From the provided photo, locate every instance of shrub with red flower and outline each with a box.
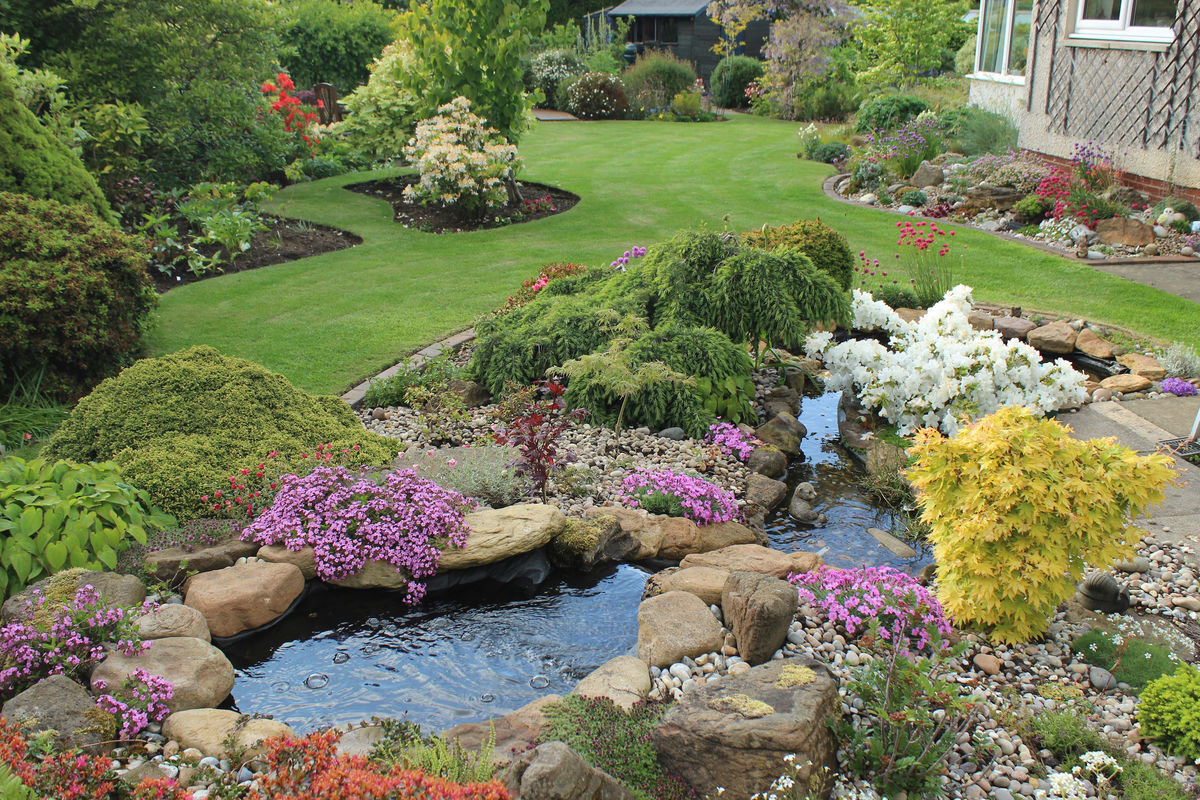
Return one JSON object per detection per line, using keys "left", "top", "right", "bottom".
{"left": 261, "top": 72, "right": 321, "bottom": 149}
{"left": 246, "top": 730, "right": 510, "bottom": 800}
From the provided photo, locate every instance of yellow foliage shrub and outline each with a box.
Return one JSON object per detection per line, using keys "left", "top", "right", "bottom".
{"left": 906, "top": 406, "right": 1176, "bottom": 644}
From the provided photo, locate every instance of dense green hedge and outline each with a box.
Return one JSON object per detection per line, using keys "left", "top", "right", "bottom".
{"left": 280, "top": 0, "right": 397, "bottom": 91}
{"left": 0, "top": 70, "right": 113, "bottom": 222}
{"left": 0, "top": 192, "right": 155, "bottom": 401}
{"left": 44, "top": 346, "right": 401, "bottom": 521}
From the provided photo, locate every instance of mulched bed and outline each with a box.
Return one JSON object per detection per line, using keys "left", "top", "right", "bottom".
{"left": 345, "top": 177, "right": 579, "bottom": 233}
{"left": 152, "top": 216, "right": 361, "bottom": 293}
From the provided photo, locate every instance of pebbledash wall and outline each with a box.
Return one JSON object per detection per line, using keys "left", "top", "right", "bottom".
{"left": 969, "top": 0, "right": 1200, "bottom": 202}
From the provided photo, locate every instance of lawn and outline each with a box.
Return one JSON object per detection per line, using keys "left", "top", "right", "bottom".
{"left": 147, "top": 113, "right": 1200, "bottom": 395}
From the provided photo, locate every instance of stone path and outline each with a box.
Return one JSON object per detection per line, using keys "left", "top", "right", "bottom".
{"left": 1084, "top": 259, "right": 1200, "bottom": 304}
{"left": 1062, "top": 397, "right": 1200, "bottom": 569}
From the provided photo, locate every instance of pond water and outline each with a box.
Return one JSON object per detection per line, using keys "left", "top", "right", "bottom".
{"left": 222, "top": 390, "right": 929, "bottom": 733}
{"left": 764, "top": 391, "right": 934, "bottom": 573}
{"left": 221, "top": 564, "right": 646, "bottom": 733}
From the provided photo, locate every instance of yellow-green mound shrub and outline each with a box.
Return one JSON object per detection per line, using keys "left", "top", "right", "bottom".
{"left": 44, "top": 346, "right": 401, "bottom": 522}
{"left": 907, "top": 406, "right": 1175, "bottom": 644}
{"left": 1139, "top": 664, "right": 1200, "bottom": 760}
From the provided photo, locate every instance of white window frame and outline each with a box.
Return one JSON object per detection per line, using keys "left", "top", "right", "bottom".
{"left": 972, "top": 0, "right": 1027, "bottom": 84}
{"left": 1070, "top": 0, "right": 1175, "bottom": 46}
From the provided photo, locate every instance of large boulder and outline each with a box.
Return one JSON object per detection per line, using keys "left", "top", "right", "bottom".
{"left": 755, "top": 413, "right": 807, "bottom": 455}
{"left": 144, "top": 539, "right": 261, "bottom": 584}
{"left": 992, "top": 317, "right": 1036, "bottom": 341}
{"left": 184, "top": 561, "right": 304, "bottom": 638}
{"left": 328, "top": 504, "right": 567, "bottom": 588}
{"left": 447, "top": 379, "right": 492, "bottom": 409}
{"left": 504, "top": 741, "right": 635, "bottom": 800}
{"left": 637, "top": 592, "right": 725, "bottom": 667}
{"left": 586, "top": 506, "right": 666, "bottom": 560}
{"left": 1116, "top": 353, "right": 1167, "bottom": 380}
{"left": 1027, "top": 321, "right": 1077, "bottom": 354}
{"left": 910, "top": 161, "right": 944, "bottom": 188}
{"left": 680, "top": 544, "right": 822, "bottom": 580}
{"left": 651, "top": 660, "right": 840, "bottom": 799}
{"left": 1095, "top": 216, "right": 1155, "bottom": 247}
{"left": 745, "top": 473, "right": 787, "bottom": 512}
{"left": 746, "top": 447, "right": 787, "bottom": 479}
{"left": 1, "top": 675, "right": 115, "bottom": 754}
{"left": 548, "top": 516, "right": 638, "bottom": 570}
{"left": 442, "top": 694, "right": 561, "bottom": 767}
{"left": 644, "top": 566, "right": 731, "bottom": 606}
{"left": 2, "top": 569, "right": 145, "bottom": 625}
{"left": 162, "top": 708, "right": 294, "bottom": 760}
{"left": 256, "top": 545, "right": 319, "bottom": 580}
{"left": 657, "top": 519, "right": 762, "bottom": 561}
{"left": 721, "top": 572, "right": 798, "bottom": 666}
{"left": 1074, "top": 328, "right": 1115, "bottom": 359}
{"left": 1100, "top": 373, "right": 1152, "bottom": 393}
{"left": 135, "top": 604, "right": 211, "bottom": 642}
{"left": 90, "top": 636, "right": 234, "bottom": 712}
{"left": 571, "top": 656, "right": 651, "bottom": 709}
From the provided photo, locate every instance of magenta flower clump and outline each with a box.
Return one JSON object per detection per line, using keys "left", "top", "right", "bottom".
{"left": 618, "top": 468, "right": 740, "bottom": 525}
{"left": 1160, "top": 377, "right": 1198, "bottom": 397}
{"left": 243, "top": 466, "right": 476, "bottom": 603}
{"left": 789, "top": 565, "right": 953, "bottom": 653}
{"left": 706, "top": 421, "right": 761, "bottom": 462}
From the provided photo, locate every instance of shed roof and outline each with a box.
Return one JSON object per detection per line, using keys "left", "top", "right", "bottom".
{"left": 607, "top": 0, "right": 708, "bottom": 17}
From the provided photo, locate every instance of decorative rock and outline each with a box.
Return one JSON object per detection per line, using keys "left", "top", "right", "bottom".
{"left": 895, "top": 307, "right": 925, "bottom": 324}
{"left": 1090, "top": 387, "right": 1113, "bottom": 402}
{"left": 721, "top": 572, "right": 798, "bottom": 666}
{"left": 447, "top": 379, "right": 492, "bottom": 409}
{"left": 859, "top": 193, "right": 877, "bottom": 205}
{"left": 1, "top": 675, "right": 114, "bottom": 754}
{"left": 371, "top": 407, "right": 387, "bottom": 420}
{"left": 442, "top": 694, "right": 561, "bottom": 767}
{"left": 504, "top": 741, "right": 635, "bottom": 800}
{"left": 91, "top": 636, "right": 234, "bottom": 712}
{"left": 162, "top": 709, "right": 295, "bottom": 760}
{"left": 336, "top": 725, "right": 386, "bottom": 757}
{"left": 1089, "top": 666, "right": 1118, "bottom": 691}
{"left": 966, "top": 184, "right": 1022, "bottom": 210}
{"left": 972, "top": 654, "right": 1002, "bottom": 676}
{"left": 1078, "top": 572, "right": 1130, "bottom": 614}
{"left": 967, "top": 311, "right": 994, "bottom": 331}
{"left": 680, "top": 545, "right": 822, "bottom": 580}
{"left": 992, "top": 317, "right": 1037, "bottom": 341}
{"left": 548, "top": 516, "right": 636, "bottom": 570}
{"left": 1116, "top": 353, "right": 1167, "bottom": 380}
{"left": 1074, "top": 328, "right": 1115, "bottom": 359}
{"left": 586, "top": 506, "right": 665, "bottom": 560}
{"left": 1100, "top": 374, "right": 1152, "bottom": 393}
{"left": 644, "top": 566, "right": 731, "bottom": 606}
{"left": 746, "top": 448, "right": 787, "bottom": 479}
{"left": 572, "top": 656, "right": 652, "bottom": 709}
{"left": 1182, "top": 245, "right": 1196, "bottom": 257}
{"left": 184, "top": 562, "right": 304, "bottom": 638}
{"left": 144, "top": 540, "right": 261, "bottom": 584}
{"left": 135, "top": 604, "right": 211, "bottom": 642}
{"left": 657, "top": 427, "right": 686, "bottom": 441}
{"left": 2, "top": 570, "right": 146, "bottom": 625}
{"left": 637, "top": 592, "right": 725, "bottom": 667}
{"left": 1094, "top": 216, "right": 1155, "bottom": 247}
{"left": 865, "top": 527, "right": 918, "bottom": 559}
{"left": 255, "top": 545, "right": 319, "bottom": 580}
{"left": 745, "top": 474, "right": 787, "bottom": 512}
{"left": 1114, "top": 557, "right": 1152, "bottom": 573}
{"left": 652, "top": 660, "right": 839, "bottom": 799}
{"left": 754, "top": 413, "right": 807, "bottom": 456}
{"left": 1027, "top": 321, "right": 1077, "bottom": 354}
{"left": 763, "top": 386, "right": 800, "bottom": 419}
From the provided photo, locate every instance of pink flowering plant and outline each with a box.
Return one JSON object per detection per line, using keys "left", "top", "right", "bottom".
{"left": 618, "top": 469, "right": 740, "bottom": 525}
{"left": 93, "top": 668, "right": 174, "bottom": 738}
{"left": 0, "top": 584, "right": 150, "bottom": 696}
{"left": 789, "top": 566, "right": 953, "bottom": 653}
{"left": 705, "top": 421, "right": 761, "bottom": 463}
{"left": 242, "top": 466, "right": 476, "bottom": 603}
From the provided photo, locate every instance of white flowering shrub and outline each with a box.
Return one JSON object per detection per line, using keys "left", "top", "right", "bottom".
{"left": 806, "top": 285, "right": 1087, "bottom": 435}
{"left": 402, "top": 96, "right": 523, "bottom": 213}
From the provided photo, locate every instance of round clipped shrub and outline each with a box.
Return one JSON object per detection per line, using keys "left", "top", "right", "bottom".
{"left": 808, "top": 141, "right": 851, "bottom": 165}
{"left": 43, "top": 346, "right": 401, "bottom": 522}
{"left": 530, "top": 49, "right": 586, "bottom": 107}
{"left": 741, "top": 218, "right": 856, "bottom": 290}
{"left": 622, "top": 50, "right": 696, "bottom": 101}
{"left": 709, "top": 55, "right": 763, "bottom": 109}
{"left": 1139, "top": 664, "right": 1200, "bottom": 760}
{"left": 566, "top": 72, "right": 628, "bottom": 120}
{"left": 0, "top": 70, "right": 113, "bottom": 223}
{"left": 0, "top": 192, "right": 156, "bottom": 401}
{"left": 854, "top": 95, "right": 929, "bottom": 134}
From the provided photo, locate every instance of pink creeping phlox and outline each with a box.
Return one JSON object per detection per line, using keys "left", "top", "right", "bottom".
{"left": 242, "top": 466, "right": 476, "bottom": 604}
{"left": 705, "top": 421, "right": 761, "bottom": 463}
{"left": 618, "top": 469, "right": 740, "bottom": 525}
{"left": 94, "top": 668, "right": 175, "bottom": 738}
{"left": 789, "top": 566, "right": 953, "bottom": 653}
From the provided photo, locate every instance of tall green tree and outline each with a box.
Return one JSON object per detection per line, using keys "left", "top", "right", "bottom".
{"left": 394, "top": 0, "right": 549, "bottom": 143}
{"left": 850, "top": 0, "right": 968, "bottom": 86}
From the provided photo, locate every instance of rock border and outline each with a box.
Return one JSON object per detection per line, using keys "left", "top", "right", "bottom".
{"left": 340, "top": 327, "right": 476, "bottom": 409}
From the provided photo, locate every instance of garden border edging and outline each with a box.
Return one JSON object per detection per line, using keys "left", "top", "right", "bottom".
{"left": 340, "top": 328, "right": 476, "bottom": 408}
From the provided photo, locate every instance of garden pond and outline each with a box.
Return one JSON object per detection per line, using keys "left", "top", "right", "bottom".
{"left": 219, "top": 390, "right": 931, "bottom": 733}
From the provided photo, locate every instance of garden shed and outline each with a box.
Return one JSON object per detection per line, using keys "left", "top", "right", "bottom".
{"left": 604, "top": 0, "right": 768, "bottom": 79}
{"left": 969, "top": 0, "right": 1200, "bottom": 199}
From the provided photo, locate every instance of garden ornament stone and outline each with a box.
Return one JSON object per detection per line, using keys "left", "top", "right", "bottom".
{"left": 1078, "top": 571, "right": 1130, "bottom": 614}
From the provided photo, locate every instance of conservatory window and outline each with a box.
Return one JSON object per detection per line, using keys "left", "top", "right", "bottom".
{"left": 1073, "top": 0, "right": 1175, "bottom": 43}
{"left": 975, "top": 0, "right": 1032, "bottom": 80}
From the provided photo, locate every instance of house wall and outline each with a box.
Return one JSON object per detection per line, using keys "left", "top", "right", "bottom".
{"left": 1017, "top": 0, "right": 1200, "bottom": 192}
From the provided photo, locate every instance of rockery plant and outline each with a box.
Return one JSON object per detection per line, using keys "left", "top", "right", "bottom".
{"left": 494, "top": 380, "right": 587, "bottom": 502}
